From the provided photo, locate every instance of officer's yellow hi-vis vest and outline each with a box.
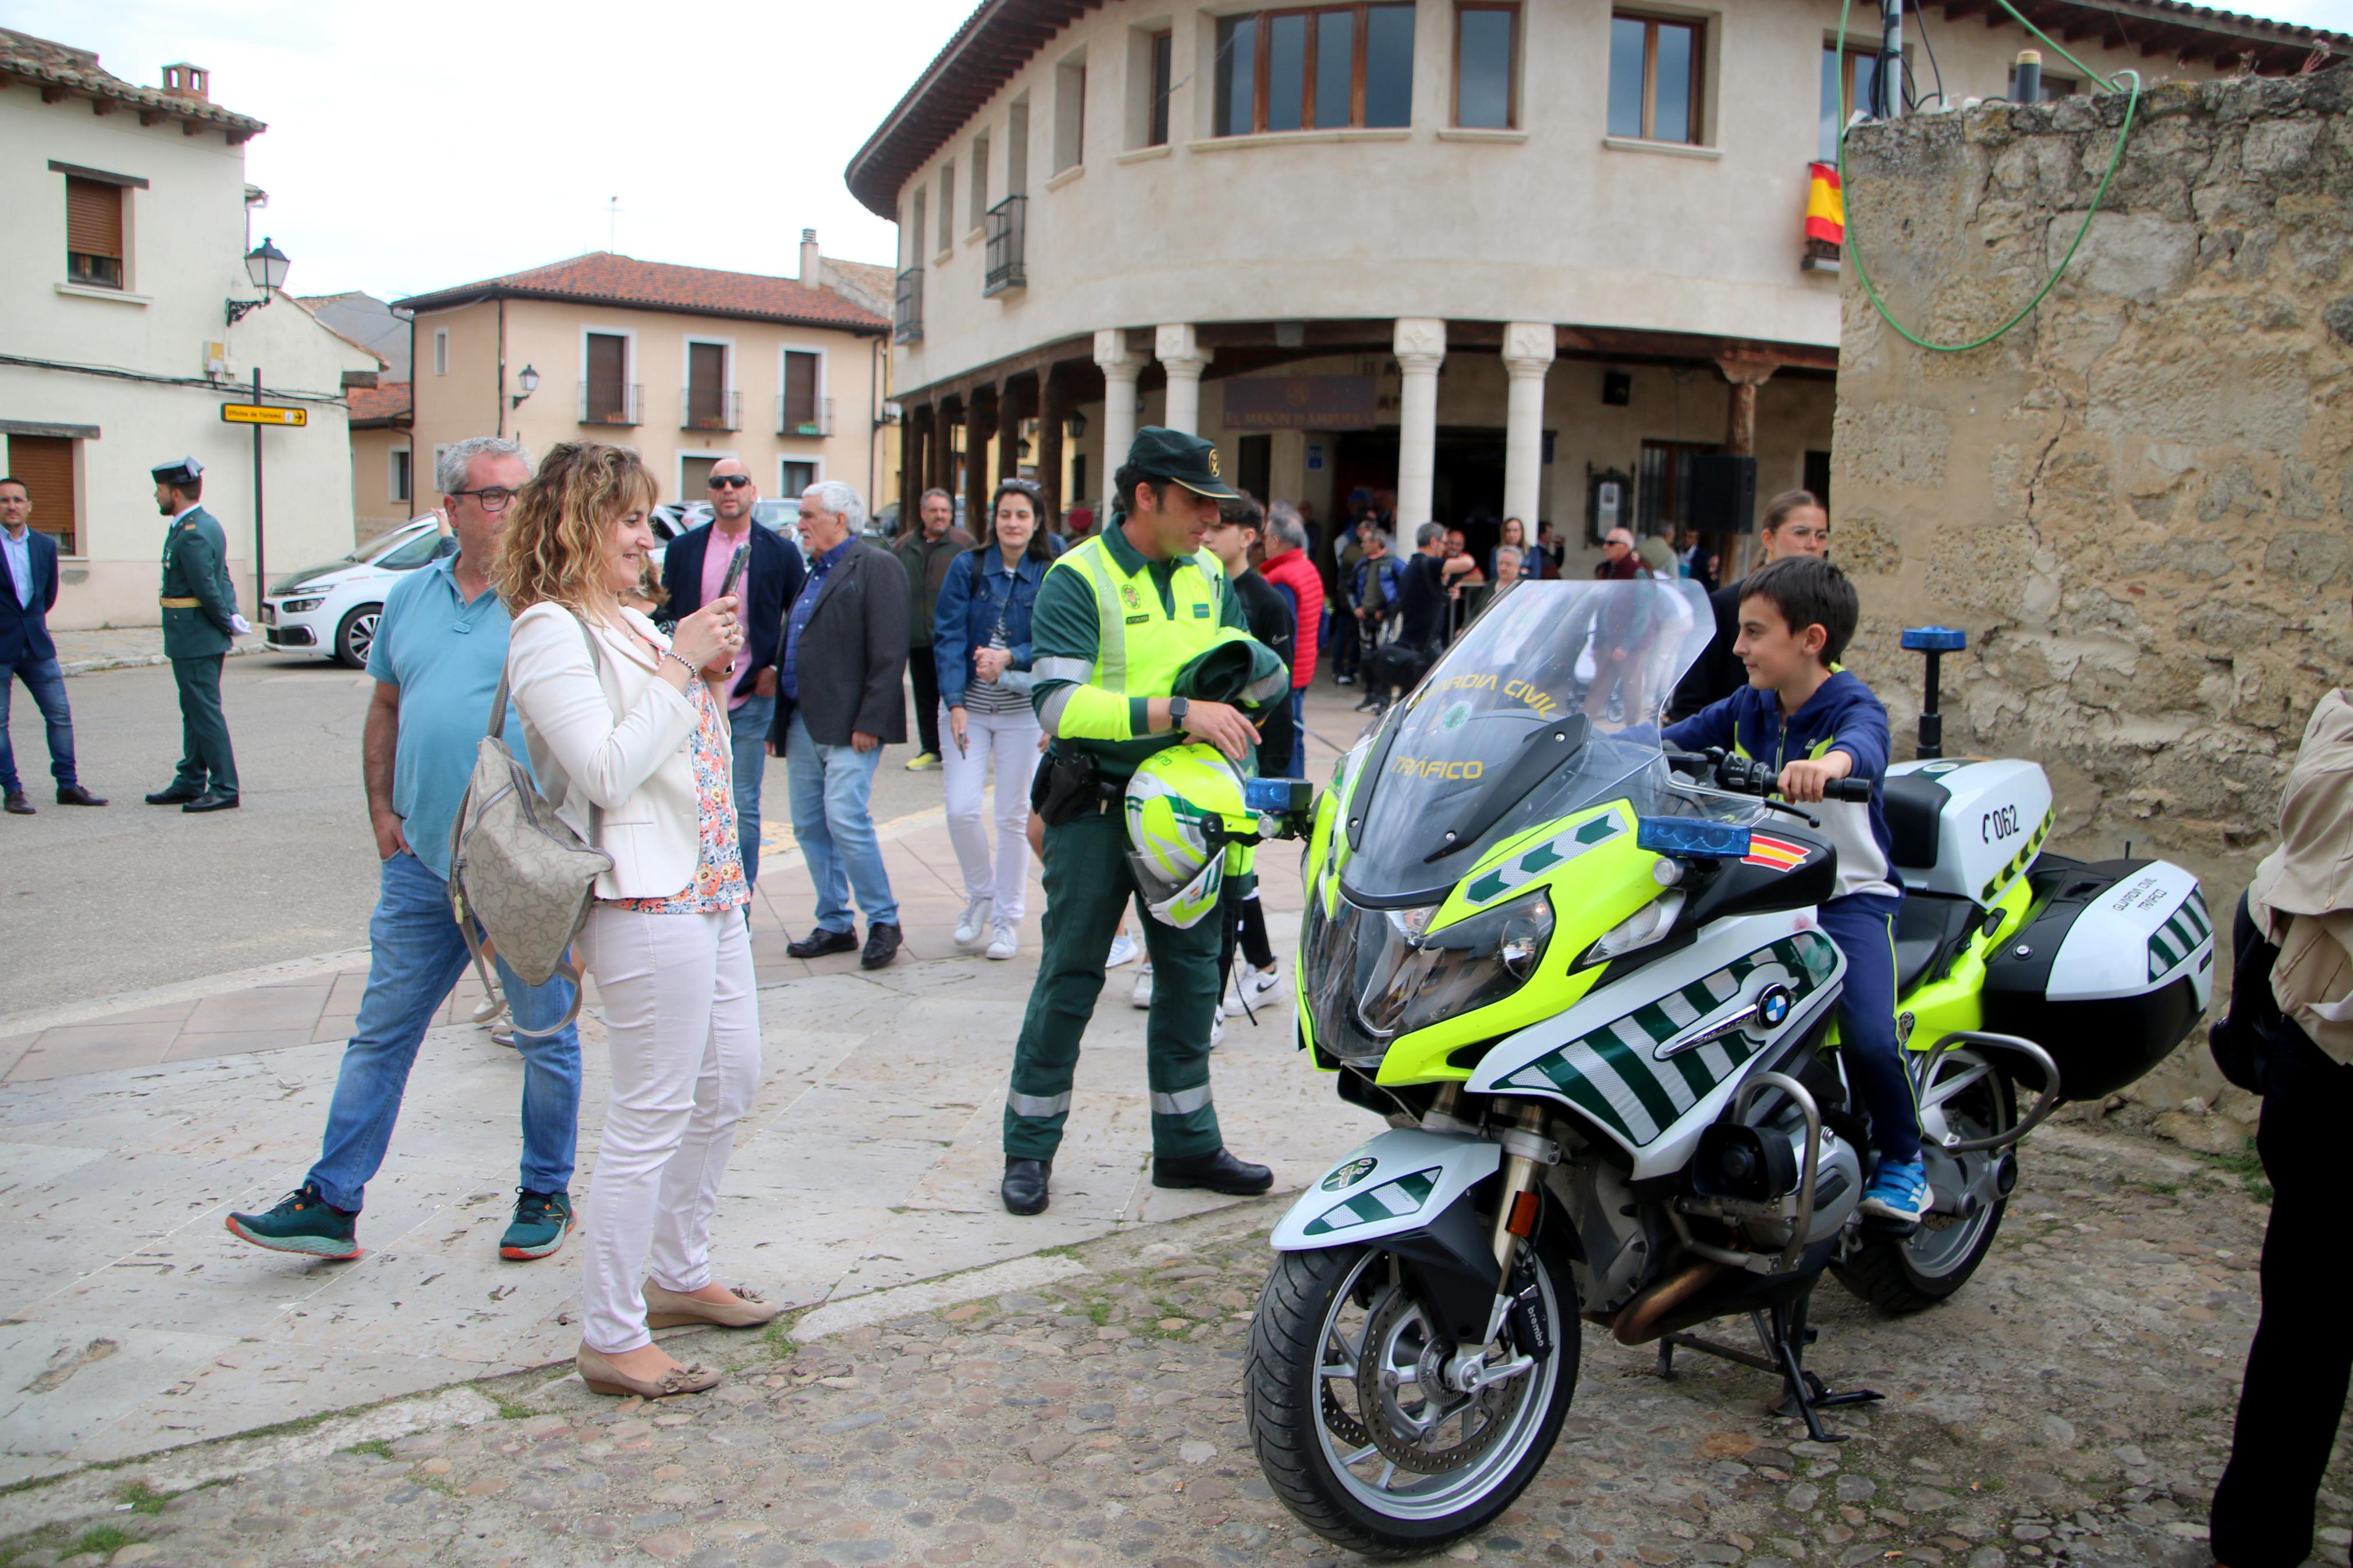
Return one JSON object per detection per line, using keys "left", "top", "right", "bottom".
{"left": 1035, "top": 535, "right": 1252, "bottom": 742}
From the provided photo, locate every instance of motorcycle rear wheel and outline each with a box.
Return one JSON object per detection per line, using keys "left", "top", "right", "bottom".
{"left": 1834, "top": 1055, "right": 2018, "bottom": 1313}
{"left": 1245, "top": 1233, "right": 1580, "bottom": 1558}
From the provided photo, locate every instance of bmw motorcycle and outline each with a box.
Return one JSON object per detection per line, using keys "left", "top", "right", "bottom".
{"left": 1243, "top": 579, "right": 2213, "bottom": 1557}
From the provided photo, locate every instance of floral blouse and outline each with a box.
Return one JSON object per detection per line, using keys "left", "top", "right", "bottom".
{"left": 602, "top": 671, "right": 750, "bottom": 915}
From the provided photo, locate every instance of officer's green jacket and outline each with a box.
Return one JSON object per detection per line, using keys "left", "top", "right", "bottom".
{"left": 1028, "top": 520, "right": 1285, "bottom": 783}
{"left": 161, "top": 507, "right": 238, "bottom": 659}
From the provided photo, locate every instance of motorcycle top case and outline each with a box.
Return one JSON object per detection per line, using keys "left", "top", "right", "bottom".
{"left": 1271, "top": 1128, "right": 1500, "bottom": 1252}
{"left": 1982, "top": 856, "right": 2216, "bottom": 1102}
{"left": 1883, "top": 758, "right": 2054, "bottom": 905}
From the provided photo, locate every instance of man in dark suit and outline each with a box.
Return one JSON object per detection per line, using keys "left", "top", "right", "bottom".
{"left": 768, "top": 481, "right": 910, "bottom": 969}
{"left": 659, "top": 458, "right": 806, "bottom": 888}
{"left": 0, "top": 476, "right": 105, "bottom": 814}
{"left": 143, "top": 456, "right": 244, "bottom": 812}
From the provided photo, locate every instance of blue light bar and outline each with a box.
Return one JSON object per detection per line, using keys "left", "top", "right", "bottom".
{"left": 1901, "top": 625, "right": 1968, "bottom": 652}
{"left": 1637, "top": 817, "right": 1755, "bottom": 860}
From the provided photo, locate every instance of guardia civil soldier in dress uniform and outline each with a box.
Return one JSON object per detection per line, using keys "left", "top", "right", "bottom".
{"left": 143, "top": 457, "right": 243, "bottom": 812}
{"left": 999, "top": 428, "right": 1284, "bottom": 1216}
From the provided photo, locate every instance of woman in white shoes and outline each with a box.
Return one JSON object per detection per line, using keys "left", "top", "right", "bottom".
{"left": 934, "top": 479, "right": 1052, "bottom": 962}
{"left": 498, "top": 443, "right": 778, "bottom": 1400}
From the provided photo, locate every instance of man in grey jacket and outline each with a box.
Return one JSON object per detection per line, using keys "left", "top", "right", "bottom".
{"left": 769, "top": 482, "right": 911, "bottom": 969}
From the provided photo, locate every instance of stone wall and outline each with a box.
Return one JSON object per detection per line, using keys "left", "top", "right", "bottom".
{"left": 1831, "top": 68, "right": 2352, "bottom": 1107}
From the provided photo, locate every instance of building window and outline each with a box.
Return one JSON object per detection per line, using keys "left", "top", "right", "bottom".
{"left": 970, "top": 132, "right": 991, "bottom": 228}
{"left": 1149, "top": 32, "right": 1174, "bottom": 145}
{"left": 583, "top": 332, "right": 638, "bottom": 425}
{"left": 1056, "top": 54, "right": 1088, "bottom": 170}
{"left": 391, "top": 446, "right": 412, "bottom": 505}
{"left": 938, "top": 162, "right": 956, "bottom": 253}
{"left": 433, "top": 328, "right": 449, "bottom": 376}
{"left": 781, "top": 460, "right": 817, "bottom": 497}
{"left": 8, "top": 435, "right": 78, "bottom": 555}
{"left": 1819, "top": 43, "right": 1880, "bottom": 160}
{"left": 1607, "top": 12, "right": 1703, "bottom": 144}
{"left": 63, "top": 176, "right": 125, "bottom": 289}
{"left": 1637, "top": 438, "right": 1720, "bottom": 535}
{"left": 1454, "top": 2, "right": 1518, "bottom": 129}
{"left": 685, "top": 342, "right": 733, "bottom": 431}
{"left": 782, "top": 350, "right": 825, "bottom": 435}
{"left": 1216, "top": 4, "right": 1415, "bottom": 138}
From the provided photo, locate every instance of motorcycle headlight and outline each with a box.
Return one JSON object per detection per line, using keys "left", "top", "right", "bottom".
{"left": 1575, "top": 888, "right": 1685, "bottom": 971}
{"left": 1355, "top": 890, "right": 1554, "bottom": 1040}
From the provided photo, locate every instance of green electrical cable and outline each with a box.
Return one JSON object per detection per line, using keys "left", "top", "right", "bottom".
{"left": 1835, "top": 0, "right": 2142, "bottom": 353}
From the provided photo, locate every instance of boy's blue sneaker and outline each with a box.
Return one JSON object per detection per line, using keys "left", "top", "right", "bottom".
{"left": 1860, "top": 1158, "right": 1930, "bottom": 1225}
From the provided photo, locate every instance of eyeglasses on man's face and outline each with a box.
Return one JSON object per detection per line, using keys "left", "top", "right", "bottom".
{"left": 450, "top": 486, "right": 520, "bottom": 513}
{"left": 709, "top": 474, "right": 753, "bottom": 490}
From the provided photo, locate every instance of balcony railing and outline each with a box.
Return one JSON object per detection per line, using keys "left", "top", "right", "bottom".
{"left": 682, "top": 387, "right": 741, "bottom": 432}
{"left": 895, "top": 267, "right": 924, "bottom": 343}
{"left": 984, "top": 196, "right": 1027, "bottom": 297}
{"left": 579, "top": 381, "right": 643, "bottom": 426}
{"left": 778, "top": 396, "right": 836, "bottom": 438}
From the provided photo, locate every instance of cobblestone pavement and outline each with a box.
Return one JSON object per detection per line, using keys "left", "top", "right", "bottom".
{"left": 5, "top": 1114, "right": 2343, "bottom": 1568}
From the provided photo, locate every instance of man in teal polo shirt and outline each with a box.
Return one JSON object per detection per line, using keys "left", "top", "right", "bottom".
{"left": 226, "top": 438, "right": 583, "bottom": 1263}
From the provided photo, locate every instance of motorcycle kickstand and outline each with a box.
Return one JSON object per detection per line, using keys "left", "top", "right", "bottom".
{"left": 1756, "top": 1290, "right": 1883, "bottom": 1445}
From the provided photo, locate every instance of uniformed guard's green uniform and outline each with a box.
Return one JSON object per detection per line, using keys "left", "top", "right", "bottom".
{"left": 1005, "top": 482, "right": 1265, "bottom": 1165}
{"left": 158, "top": 484, "right": 240, "bottom": 801}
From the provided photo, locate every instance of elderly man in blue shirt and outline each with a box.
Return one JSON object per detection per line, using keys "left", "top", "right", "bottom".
{"left": 225, "top": 437, "right": 583, "bottom": 1263}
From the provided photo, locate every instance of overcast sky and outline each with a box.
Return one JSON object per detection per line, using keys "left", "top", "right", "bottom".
{"left": 12, "top": 0, "right": 2352, "bottom": 307}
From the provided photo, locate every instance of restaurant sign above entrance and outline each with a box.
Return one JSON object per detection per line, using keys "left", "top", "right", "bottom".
{"left": 1221, "top": 375, "right": 1378, "bottom": 432}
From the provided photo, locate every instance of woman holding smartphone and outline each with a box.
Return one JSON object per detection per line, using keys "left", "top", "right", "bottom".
{"left": 934, "top": 478, "right": 1052, "bottom": 960}
{"left": 498, "top": 442, "right": 775, "bottom": 1400}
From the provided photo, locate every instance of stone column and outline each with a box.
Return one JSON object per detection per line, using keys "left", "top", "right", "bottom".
{"left": 1501, "top": 322, "right": 1556, "bottom": 534}
{"left": 998, "top": 375, "right": 1030, "bottom": 484}
{"left": 1155, "top": 323, "right": 1214, "bottom": 437}
{"left": 964, "top": 385, "right": 998, "bottom": 533}
{"left": 1037, "top": 365, "right": 1067, "bottom": 527}
{"left": 1094, "top": 329, "right": 1149, "bottom": 516}
{"left": 1393, "top": 318, "right": 1447, "bottom": 533}
{"left": 899, "top": 404, "right": 925, "bottom": 521}
{"left": 1716, "top": 355, "right": 1777, "bottom": 571}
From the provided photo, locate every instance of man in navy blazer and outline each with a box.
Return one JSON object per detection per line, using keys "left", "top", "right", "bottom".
{"left": 658, "top": 458, "right": 805, "bottom": 886}
{"left": 0, "top": 476, "right": 105, "bottom": 815}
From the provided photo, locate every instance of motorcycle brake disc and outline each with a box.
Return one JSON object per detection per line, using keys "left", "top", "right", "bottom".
{"left": 1357, "top": 1290, "right": 1517, "bottom": 1475}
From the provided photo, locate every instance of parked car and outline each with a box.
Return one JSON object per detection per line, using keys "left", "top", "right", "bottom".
{"left": 261, "top": 516, "right": 452, "bottom": 669}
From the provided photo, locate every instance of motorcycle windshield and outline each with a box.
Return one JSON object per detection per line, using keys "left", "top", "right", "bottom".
{"left": 1341, "top": 578, "right": 1716, "bottom": 903}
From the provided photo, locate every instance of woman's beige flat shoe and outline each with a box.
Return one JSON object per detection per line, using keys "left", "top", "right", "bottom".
{"left": 576, "top": 1342, "right": 720, "bottom": 1399}
{"left": 643, "top": 1280, "right": 779, "bottom": 1329}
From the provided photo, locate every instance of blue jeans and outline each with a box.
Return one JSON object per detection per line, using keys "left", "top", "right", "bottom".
{"left": 785, "top": 710, "right": 897, "bottom": 933}
{"left": 729, "top": 691, "right": 775, "bottom": 887}
{"left": 307, "top": 850, "right": 583, "bottom": 1212}
{"left": 1819, "top": 891, "right": 1921, "bottom": 1165}
{"left": 1287, "top": 688, "right": 1308, "bottom": 779}
{"left": 0, "top": 655, "right": 77, "bottom": 792}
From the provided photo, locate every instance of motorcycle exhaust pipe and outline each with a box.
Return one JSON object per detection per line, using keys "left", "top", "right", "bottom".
{"left": 1609, "top": 1257, "right": 1726, "bottom": 1347}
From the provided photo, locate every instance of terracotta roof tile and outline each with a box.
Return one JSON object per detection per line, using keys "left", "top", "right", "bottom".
{"left": 0, "top": 27, "right": 265, "bottom": 135}
{"left": 395, "top": 252, "right": 889, "bottom": 333}
{"left": 348, "top": 382, "right": 412, "bottom": 426}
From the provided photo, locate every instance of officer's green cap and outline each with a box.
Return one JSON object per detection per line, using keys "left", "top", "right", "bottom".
{"left": 1124, "top": 426, "right": 1241, "bottom": 501}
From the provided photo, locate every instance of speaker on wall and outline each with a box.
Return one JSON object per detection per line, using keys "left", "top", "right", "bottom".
{"left": 1686, "top": 454, "right": 1758, "bottom": 534}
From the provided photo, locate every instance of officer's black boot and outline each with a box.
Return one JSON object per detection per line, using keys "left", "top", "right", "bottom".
{"left": 1002, "top": 1157, "right": 1052, "bottom": 1216}
{"left": 1153, "top": 1147, "right": 1273, "bottom": 1196}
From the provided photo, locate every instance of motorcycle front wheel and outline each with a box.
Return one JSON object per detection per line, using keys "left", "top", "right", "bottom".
{"left": 1245, "top": 1233, "right": 1580, "bottom": 1558}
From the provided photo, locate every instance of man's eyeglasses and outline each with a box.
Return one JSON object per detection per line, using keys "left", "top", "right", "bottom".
{"left": 450, "top": 486, "right": 520, "bottom": 513}
{"left": 709, "top": 475, "right": 753, "bottom": 490}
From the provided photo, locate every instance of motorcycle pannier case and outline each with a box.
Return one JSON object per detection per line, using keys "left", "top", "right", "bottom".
{"left": 1979, "top": 856, "right": 2215, "bottom": 1102}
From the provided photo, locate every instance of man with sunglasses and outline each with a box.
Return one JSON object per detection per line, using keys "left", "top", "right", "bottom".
{"left": 660, "top": 459, "right": 805, "bottom": 887}
{"left": 226, "top": 437, "right": 585, "bottom": 1265}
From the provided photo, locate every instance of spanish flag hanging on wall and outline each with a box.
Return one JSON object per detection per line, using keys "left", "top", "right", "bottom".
{"left": 1805, "top": 162, "right": 1846, "bottom": 247}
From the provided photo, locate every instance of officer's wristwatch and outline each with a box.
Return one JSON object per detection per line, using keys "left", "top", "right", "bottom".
{"left": 1167, "top": 696, "right": 1190, "bottom": 734}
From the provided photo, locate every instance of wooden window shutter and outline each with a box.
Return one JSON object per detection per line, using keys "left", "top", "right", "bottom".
{"left": 65, "top": 178, "right": 123, "bottom": 259}
{"left": 10, "top": 436, "right": 79, "bottom": 556}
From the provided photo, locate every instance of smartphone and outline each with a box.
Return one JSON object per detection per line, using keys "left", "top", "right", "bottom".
{"left": 717, "top": 543, "right": 750, "bottom": 601}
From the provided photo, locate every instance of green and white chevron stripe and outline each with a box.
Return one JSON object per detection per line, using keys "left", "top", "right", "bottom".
{"left": 1303, "top": 1167, "right": 1442, "bottom": 1237}
{"left": 2146, "top": 888, "right": 2213, "bottom": 983}
{"left": 1495, "top": 931, "right": 1839, "bottom": 1147}
{"left": 1978, "top": 809, "right": 2054, "bottom": 905}
{"left": 1463, "top": 806, "right": 1631, "bottom": 908}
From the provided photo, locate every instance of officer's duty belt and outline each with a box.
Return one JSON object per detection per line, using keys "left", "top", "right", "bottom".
{"left": 159, "top": 596, "right": 202, "bottom": 607}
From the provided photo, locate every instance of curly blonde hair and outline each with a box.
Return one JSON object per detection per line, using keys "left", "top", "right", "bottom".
{"left": 493, "top": 442, "right": 659, "bottom": 613}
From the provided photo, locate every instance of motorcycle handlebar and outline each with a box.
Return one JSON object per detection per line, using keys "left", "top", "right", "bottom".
{"left": 1823, "top": 777, "right": 1875, "bottom": 803}
{"left": 1684, "top": 751, "right": 1875, "bottom": 805}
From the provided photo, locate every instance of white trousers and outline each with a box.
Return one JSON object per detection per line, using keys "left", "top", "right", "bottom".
{"left": 940, "top": 701, "right": 1042, "bottom": 925}
{"left": 576, "top": 904, "right": 761, "bottom": 1354}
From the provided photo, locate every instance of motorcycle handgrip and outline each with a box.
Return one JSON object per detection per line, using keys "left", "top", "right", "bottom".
{"left": 1824, "top": 778, "right": 1874, "bottom": 803}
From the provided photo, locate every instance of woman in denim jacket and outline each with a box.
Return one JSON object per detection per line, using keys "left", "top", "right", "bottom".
{"left": 934, "top": 478, "right": 1053, "bottom": 959}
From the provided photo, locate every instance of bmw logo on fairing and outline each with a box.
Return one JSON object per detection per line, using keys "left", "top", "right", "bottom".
{"left": 1321, "top": 1157, "right": 1378, "bottom": 1192}
{"left": 1755, "top": 984, "right": 1794, "bottom": 1029}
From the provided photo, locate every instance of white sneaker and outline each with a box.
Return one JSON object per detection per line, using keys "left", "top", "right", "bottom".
{"left": 986, "top": 920, "right": 1018, "bottom": 961}
{"left": 1106, "top": 930, "right": 1139, "bottom": 969}
{"left": 1131, "top": 963, "right": 1154, "bottom": 1009}
{"left": 471, "top": 989, "right": 506, "bottom": 1025}
{"left": 1224, "top": 957, "right": 1284, "bottom": 1016}
{"left": 954, "top": 896, "right": 992, "bottom": 953}
{"left": 1209, "top": 1018, "right": 1225, "bottom": 1050}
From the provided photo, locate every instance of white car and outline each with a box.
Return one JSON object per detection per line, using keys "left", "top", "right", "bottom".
{"left": 261, "top": 515, "right": 452, "bottom": 668}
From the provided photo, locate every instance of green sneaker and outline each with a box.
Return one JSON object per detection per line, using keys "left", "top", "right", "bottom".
{"left": 225, "top": 1183, "right": 360, "bottom": 1260}
{"left": 499, "top": 1190, "right": 574, "bottom": 1260}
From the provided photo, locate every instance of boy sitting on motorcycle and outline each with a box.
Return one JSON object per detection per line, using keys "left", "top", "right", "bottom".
{"left": 1660, "top": 556, "right": 1929, "bottom": 1225}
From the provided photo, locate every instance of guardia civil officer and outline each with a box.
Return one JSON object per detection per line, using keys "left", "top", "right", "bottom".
{"left": 143, "top": 457, "right": 244, "bottom": 812}
{"left": 999, "top": 428, "right": 1277, "bottom": 1215}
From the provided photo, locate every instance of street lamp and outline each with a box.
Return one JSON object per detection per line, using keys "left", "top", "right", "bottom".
{"left": 1064, "top": 407, "right": 1087, "bottom": 440}
{"left": 225, "top": 236, "right": 290, "bottom": 326}
{"left": 510, "top": 363, "right": 540, "bottom": 410}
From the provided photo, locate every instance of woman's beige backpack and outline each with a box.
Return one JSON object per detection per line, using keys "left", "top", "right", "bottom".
{"left": 447, "top": 613, "right": 615, "bottom": 1036}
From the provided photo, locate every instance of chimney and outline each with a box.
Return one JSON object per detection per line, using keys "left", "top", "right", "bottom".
{"left": 800, "top": 228, "right": 822, "bottom": 287}
{"left": 161, "top": 62, "right": 209, "bottom": 101}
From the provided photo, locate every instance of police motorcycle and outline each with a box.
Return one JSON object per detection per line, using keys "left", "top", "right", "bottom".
{"left": 1241, "top": 578, "right": 2215, "bottom": 1558}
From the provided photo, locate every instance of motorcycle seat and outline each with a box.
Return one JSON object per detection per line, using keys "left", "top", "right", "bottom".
{"left": 1894, "top": 891, "right": 1983, "bottom": 995}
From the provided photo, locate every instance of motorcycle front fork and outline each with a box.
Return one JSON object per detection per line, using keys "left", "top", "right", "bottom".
{"left": 1481, "top": 1101, "right": 1560, "bottom": 1349}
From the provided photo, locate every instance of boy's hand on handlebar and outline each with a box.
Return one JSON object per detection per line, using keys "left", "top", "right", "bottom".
{"left": 1777, "top": 751, "right": 1852, "bottom": 804}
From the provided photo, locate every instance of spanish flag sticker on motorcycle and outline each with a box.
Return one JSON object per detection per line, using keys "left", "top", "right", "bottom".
{"left": 1742, "top": 834, "right": 1809, "bottom": 872}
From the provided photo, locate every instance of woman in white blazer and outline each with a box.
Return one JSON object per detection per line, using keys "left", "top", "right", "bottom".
{"left": 497, "top": 442, "right": 776, "bottom": 1400}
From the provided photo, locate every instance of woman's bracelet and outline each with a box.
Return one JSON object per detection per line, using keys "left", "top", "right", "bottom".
{"left": 661, "top": 649, "right": 699, "bottom": 680}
